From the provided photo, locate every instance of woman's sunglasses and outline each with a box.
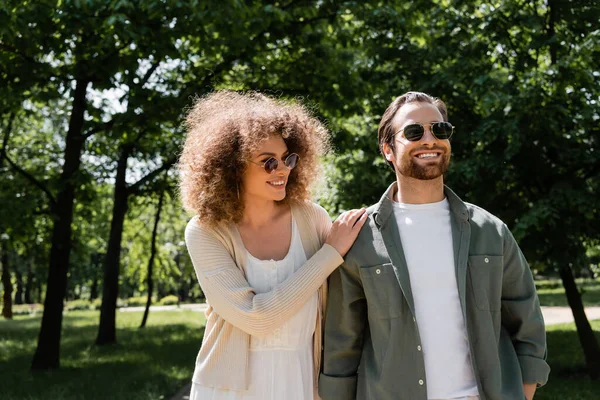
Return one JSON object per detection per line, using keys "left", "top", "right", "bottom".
{"left": 395, "top": 122, "right": 455, "bottom": 141}
{"left": 249, "top": 153, "right": 299, "bottom": 174}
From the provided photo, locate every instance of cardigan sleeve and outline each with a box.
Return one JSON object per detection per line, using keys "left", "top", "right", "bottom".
{"left": 310, "top": 202, "right": 334, "bottom": 245}
{"left": 185, "top": 215, "right": 343, "bottom": 337}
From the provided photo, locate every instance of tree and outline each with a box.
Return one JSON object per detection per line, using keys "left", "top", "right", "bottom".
{"left": 140, "top": 184, "right": 167, "bottom": 329}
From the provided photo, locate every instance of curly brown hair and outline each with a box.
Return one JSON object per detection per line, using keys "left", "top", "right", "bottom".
{"left": 178, "top": 90, "right": 331, "bottom": 226}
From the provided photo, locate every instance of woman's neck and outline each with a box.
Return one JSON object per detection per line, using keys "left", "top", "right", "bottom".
{"left": 239, "top": 196, "right": 286, "bottom": 229}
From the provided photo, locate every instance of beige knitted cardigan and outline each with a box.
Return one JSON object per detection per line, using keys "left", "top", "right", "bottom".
{"left": 185, "top": 201, "right": 343, "bottom": 393}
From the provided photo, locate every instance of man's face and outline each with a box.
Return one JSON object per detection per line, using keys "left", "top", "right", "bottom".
{"left": 383, "top": 102, "right": 451, "bottom": 180}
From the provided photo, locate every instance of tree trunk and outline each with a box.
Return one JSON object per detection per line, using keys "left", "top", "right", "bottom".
{"left": 1, "top": 244, "right": 13, "bottom": 319}
{"left": 89, "top": 252, "right": 102, "bottom": 301}
{"left": 96, "top": 146, "right": 132, "bottom": 345}
{"left": 25, "top": 266, "right": 33, "bottom": 304}
{"left": 174, "top": 252, "right": 185, "bottom": 304}
{"left": 189, "top": 276, "right": 195, "bottom": 301}
{"left": 559, "top": 265, "right": 600, "bottom": 380}
{"left": 140, "top": 190, "right": 165, "bottom": 328}
{"left": 31, "top": 78, "right": 89, "bottom": 370}
{"left": 15, "top": 271, "right": 23, "bottom": 304}
{"left": 90, "top": 276, "right": 98, "bottom": 301}
{"left": 37, "top": 279, "right": 43, "bottom": 304}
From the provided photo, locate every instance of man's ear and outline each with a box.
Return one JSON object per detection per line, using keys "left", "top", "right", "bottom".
{"left": 382, "top": 142, "right": 395, "bottom": 162}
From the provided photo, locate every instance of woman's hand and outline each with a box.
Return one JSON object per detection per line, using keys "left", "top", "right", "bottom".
{"left": 325, "top": 208, "right": 368, "bottom": 257}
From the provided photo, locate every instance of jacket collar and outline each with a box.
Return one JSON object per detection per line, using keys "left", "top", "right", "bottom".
{"left": 371, "top": 182, "right": 469, "bottom": 228}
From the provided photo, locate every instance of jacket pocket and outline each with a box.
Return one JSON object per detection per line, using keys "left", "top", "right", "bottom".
{"left": 359, "top": 263, "right": 402, "bottom": 318}
{"left": 468, "top": 255, "right": 503, "bottom": 311}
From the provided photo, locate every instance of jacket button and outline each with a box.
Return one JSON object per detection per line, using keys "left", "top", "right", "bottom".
{"left": 484, "top": 257, "right": 489, "bottom": 263}
{"left": 417, "top": 345, "right": 421, "bottom": 351}
{"left": 418, "top": 379, "right": 424, "bottom": 385}
{"left": 375, "top": 268, "right": 381, "bottom": 274}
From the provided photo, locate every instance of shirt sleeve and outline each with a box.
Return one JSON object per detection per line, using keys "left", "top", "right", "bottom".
{"left": 185, "top": 217, "right": 343, "bottom": 337}
{"left": 500, "top": 223, "right": 551, "bottom": 386}
{"left": 319, "top": 256, "right": 367, "bottom": 400}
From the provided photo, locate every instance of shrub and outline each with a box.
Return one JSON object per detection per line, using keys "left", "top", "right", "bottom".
{"left": 10, "top": 303, "right": 44, "bottom": 316}
{"left": 158, "top": 295, "right": 179, "bottom": 306}
{"left": 89, "top": 298, "right": 128, "bottom": 309}
{"left": 65, "top": 299, "right": 92, "bottom": 311}
{"left": 125, "top": 296, "right": 148, "bottom": 307}
{"left": 91, "top": 298, "right": 102, "bottom": 310}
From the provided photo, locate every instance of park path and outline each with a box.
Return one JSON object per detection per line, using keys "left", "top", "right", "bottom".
{"left": 163, "top": 304, "right": 600, "bottom": 400}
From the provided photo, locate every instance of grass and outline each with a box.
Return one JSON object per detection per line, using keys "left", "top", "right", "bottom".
{"left": 0, "top": 309, "right": 205, "bottom": 400}
{"left": 536, "top": 319, "right": 600, "bottom": 399}
{"left": 536, "top": 279, "right": 600, "bottom": 307}
{"left": 1, "top": 308, "right": 599, "bottom": 399}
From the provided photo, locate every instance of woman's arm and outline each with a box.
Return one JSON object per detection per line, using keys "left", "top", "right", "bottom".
{"left": 186, "top": 219, "right": 343, "bottom": 337}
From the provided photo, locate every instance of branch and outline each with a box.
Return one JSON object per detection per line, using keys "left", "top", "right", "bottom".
{"left": 0, "top": 113, "right": 16, "bottom": 165}
{"left": 2, "top": 111, "right": 56, "bottom": 207}
{"left": 3, "top": 154, "right": 57, "bottom": 209}
{"left": 140, "top": 61, "right": 160, "bottom": 87}
{"left": 127, "top": 158, "right": 175, "bottom": 196}
{"left": 83, "top": 119, "right": 115, "bottom": 138}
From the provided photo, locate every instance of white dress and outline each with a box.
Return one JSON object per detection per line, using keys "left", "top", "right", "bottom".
{"left": 189, "top": 217, "right": 318, "bottom": 400}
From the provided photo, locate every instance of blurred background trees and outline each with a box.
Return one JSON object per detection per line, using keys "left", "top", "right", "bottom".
{"left": 1, "top": 0, "right": 599, "bottom": 379}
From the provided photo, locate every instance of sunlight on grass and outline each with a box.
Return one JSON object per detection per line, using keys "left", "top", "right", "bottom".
{"left": 0, "top": 309, "right": 205, "bottom": 400}
{"left": 537, "top": 279, "right": 600, "bottom": 307}
{"left": 2, "top": 308, "right": 599, "bottom": 399}
{"left": 534, "top": 320, "right": 600, "bottom": 400}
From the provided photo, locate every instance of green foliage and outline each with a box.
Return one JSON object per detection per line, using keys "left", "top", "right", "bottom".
{"left": 125, "top": 296, "right": 148, "bottom": 307}
{"left": 64, "top": 299, "right": 92, "bottom": 311}
{"left": 158, "top": 295, "right": 179, "bottom": 306}
{"left": 316, "top": 0, "right": 600, "bottom": 280}
{"left": 91, "top": 298, "right": 102, "bottom": 310}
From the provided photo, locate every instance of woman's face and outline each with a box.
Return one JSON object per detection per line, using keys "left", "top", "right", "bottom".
{"left": 240, "top": 135, "right": 294, "bottom": 203}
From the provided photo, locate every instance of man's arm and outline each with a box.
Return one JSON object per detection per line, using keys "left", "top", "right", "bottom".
{"left": 501, "top": 224, "right": 550, "bottom": 389}
{"left": 319, "top": 257, "right": 367, "bottom": 400}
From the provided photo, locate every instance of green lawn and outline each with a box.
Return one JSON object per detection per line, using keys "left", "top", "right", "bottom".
{"left": 0, "top": 309, "right": 205, "bottom": 400}
{"left": 536, "top": 320, "right": 600, "bottom": 399}
{"left": 0, "top": 309, "right": 599, "bottom": 399}
{"left": 536, "top": 279, "right": 600, "bottom": 307}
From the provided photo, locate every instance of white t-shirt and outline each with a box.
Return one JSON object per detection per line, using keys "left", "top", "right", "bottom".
{"left": 393, "top": 198, "right": 479, "bottom": 400}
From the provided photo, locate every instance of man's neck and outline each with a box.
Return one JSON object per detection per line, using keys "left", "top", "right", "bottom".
{"left": 394, "top": 175, "right": 445, "bottom": 204}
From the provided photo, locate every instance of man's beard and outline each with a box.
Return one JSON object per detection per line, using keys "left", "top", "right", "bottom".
{"left": 397, "top": 152, "right": 451, "bottom": 180}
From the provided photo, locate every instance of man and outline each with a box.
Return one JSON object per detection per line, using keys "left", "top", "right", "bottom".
{"left": 319, "top": 92, "right": 549, "bottom": 400}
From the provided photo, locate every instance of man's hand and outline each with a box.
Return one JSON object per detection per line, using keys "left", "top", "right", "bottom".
{"left": 523, "top": 383, "right": 537, "bottom": 400}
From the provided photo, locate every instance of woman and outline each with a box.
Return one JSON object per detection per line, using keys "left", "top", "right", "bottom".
{"left": 179, "top": 90, "right": 367, "bottom": 400}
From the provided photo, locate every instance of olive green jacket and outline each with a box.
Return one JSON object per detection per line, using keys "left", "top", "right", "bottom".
{"left": 319, "top": 183, "right": 550, "bottom": 400}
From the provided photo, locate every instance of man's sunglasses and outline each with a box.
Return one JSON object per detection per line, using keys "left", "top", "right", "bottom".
{"left": 249, "top": 153, "right": 299, "bottom": 174}
{"left": 394, "top": 122, "right": 455, "bottom": 141}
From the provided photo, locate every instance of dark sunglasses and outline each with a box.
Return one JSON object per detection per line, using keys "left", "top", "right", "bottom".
{"left": 395, "top": 122, "right": 455, "bottom": 141}
{"left": 249, "top": 153, "right": 299, "bottom": 174}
